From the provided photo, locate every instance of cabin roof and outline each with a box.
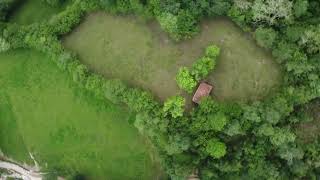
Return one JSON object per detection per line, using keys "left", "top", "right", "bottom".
{"left": 192, "top": 82, "right": 213, "bottom": 104}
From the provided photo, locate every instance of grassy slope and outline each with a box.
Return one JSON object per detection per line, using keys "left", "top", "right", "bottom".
{"left": 63, "top": 12, "right": 282, "bottom": 103}
{"left": 0, "top": 92, "right": 31, "bottom": 163}
{"left": 9, "top": 0, "right": 70, "bottom": 25}
{"left": 0, "top": 49, "right": 162, "bottom": 179}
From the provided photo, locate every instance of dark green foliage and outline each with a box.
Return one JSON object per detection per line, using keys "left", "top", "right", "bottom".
{"left": 293, "top": 0, "right": 309, "bottom": 18}
{"left": 42, "top": 0, "right": 65, "bottom": 7}
{"left": 255, "top": 27, "right": 277, "bottom": 49}
{"left": 0, "top": 0, "right": 20, "bottom": 21}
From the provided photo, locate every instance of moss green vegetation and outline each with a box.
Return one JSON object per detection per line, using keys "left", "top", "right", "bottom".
{"left": 0, "top": 49, "right": 162, "bottom": 179}
{"left": 63, "top": 12, "right": 281, "bottom": 102}
{"left": 9, "top": 0, "right": 70, "bottom": 24}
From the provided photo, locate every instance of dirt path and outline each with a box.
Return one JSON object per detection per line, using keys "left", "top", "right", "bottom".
{"left": 0, "top": 161, "right": 42, "bottom": 180}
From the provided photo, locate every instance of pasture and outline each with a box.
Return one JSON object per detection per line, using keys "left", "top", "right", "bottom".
{"left": 63, "top": 12, "right": 282, "bottom": 103}
{"left": 0, "top": 49, "right": 163, "bottom": 179}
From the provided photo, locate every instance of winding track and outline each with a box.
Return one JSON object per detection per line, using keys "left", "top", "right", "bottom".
{"left": 0, "top": 161, "right": 42, "bottom": 180}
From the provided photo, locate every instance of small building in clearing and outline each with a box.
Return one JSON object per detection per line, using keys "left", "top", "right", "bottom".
{"left": 192, "top": 82, "right": 213, "bottom": 104}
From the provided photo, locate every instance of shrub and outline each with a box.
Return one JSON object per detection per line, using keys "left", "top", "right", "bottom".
{"left": 124, "top": 88, "right": 159, "bottom": 113}
{"left": 176, "top": 67, "right": 197, "bottom": 93}
{"left": 191, "top": 57, "right": 215, "bottom": 81}
{"left": 255, "top": 27, "right": 277, "bottom": 49}
{"left": 0, "top": 37, "right": 10, "bottom": 52}
{"left": 176, "top": 44, "right": 220, "bottom": 93}
{"left": 205, "top": 45, "right": 220, "bottom": 58}
{"left": 103, "top": 79, "right": 127, "bottom": 104}
{"left": 163, "top": 96, "right": 185, "bottom": 118}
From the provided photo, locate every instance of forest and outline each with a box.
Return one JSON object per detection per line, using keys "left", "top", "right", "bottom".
{"left": 0, "top": 0, "right": 320, "bottom": 179}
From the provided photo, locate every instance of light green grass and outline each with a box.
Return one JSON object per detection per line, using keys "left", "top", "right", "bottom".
{"left": 9, "top": 0, "right": 70, "bottom": 25}
{"left": 0, "top": 49, "right": 163, "bottom": 179}
{"left": 62, "top": 12, "right": 282, "bottom": 103}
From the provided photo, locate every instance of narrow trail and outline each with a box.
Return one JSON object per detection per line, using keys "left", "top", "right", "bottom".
{"left": 0, "top": 161, "right": 43, "bottom": 180}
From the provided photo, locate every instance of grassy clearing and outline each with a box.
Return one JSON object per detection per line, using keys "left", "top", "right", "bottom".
{"left": 63, "top": 12, "right": 282, "bottom": 103}
{"left": 9, "top": 0, "right": 70, "bottom": 25}
{"left": 0, "top": 49, "right": 163, "bottom": 179}
{"left": 296, "top": 100, "right": 320, "bottom": 143}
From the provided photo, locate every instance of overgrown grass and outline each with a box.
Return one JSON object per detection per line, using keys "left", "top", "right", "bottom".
{"left": 296, "top": 99, "right": 320, "bottom": 143}
{"left": 9, "top": 0, "right": 70, "bottom": 25}
{"left": 0, "top": 49, "right": 163, "bottom": 179}
{"left": 63, "top": 12, "right": 282, "bottom": 103}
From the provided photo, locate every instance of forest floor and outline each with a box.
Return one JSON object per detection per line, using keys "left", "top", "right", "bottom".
{"left": 296, "top": 99, "right": 320, "bottom": 143}
{"left": 0, "top": 49, "right": 163, "bottom": 179}
{"left": 63, "top": 12, "right": 282, "bottom": 104}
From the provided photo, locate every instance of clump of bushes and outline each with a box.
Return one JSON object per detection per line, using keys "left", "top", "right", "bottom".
{"left": 163, "top": 96, "right": 185, "bottom": 118}
{"left": 176, "top": 45, "right": 220, "bottom": 93}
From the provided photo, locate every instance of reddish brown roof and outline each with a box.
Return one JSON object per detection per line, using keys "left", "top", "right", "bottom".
{"left": 192, "top": 82, "right": 213, "bottom": 104}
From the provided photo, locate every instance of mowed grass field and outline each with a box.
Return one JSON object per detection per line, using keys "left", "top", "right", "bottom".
{"left": 63, "top": 12, "right": 282, "bottom": 103}
{"left": 9, "top": 0, "right": 70, "bottom": 24}
{"left": 0, "top": 49, "right": 163, "bottom": 179}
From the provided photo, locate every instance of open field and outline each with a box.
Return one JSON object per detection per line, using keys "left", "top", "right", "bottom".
{"left": 0, "top": 49, "right": 163, "bottom": 179}
{"left": 9, "top": 0, "right": 70, "bottom": 24}
{"left": 63, "top": 12, "right": 282, "bottom": 103}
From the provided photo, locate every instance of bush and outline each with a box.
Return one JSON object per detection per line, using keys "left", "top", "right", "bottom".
{"left": 191, "top": 57, "right": 215, "bottom": 81}
{"left": 205, "top": 45, "right": 220, "bottom": 58}
{"left": 0, "top": 37, "right": 10, "bottom": 52}
{"left": 255, "top": 27, "right": 277, "bottom": 49}
{"left": 163, "top": 96, "right": 185, "bottom": 118}
{"left": 176, "top": 44, "right": 220, "bottom": 93}
{"left": 176, "top": 67, "right": 197, "bottom": 93}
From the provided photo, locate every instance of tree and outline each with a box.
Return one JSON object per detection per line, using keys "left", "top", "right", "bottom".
{"left": 252, "top": 0, "right": 293, "bottom": 25}
{"left": 207, "top": 112, "right": 228, "bottom": 131}
{"left": 176, "top": 10, "right": 199, "bottom": 40}
{"left": 0, "top": 37, "right": 10, "bottom": 52}
{"left": 278, "top": 144, "right": 304, "bottom": 165}
{"left": 255, "top": 27, "right": 277, "bottom": 49}
{"left": 270, "top": 128, "right": 296, "bottom": 146}
{"left": 176, "top": 67, "right": 197, "bottom": 93}
{"left": 163, "top": 96, "right": 185, "bottom": 118}
{"left": 42, "top": 0, "right": 65, "bottom": 7}
{"left": 165, "top": 134, "right": 191, "bottom": 155}
{"left": 0, "top": 0, "right": 19, "bottom": 21}
{"left": 206, "top": 138, "right": 226, "bottom": 158}
{"left": 157, "top": 10, "right": 198, "bottom": 41}
{"left": 205, "top": 0, "right": 232, "bottom": 16}
{"left": 300, "top": 25, "right": 320, "bottom": 54}
{"left": 293, "top": 0, "right": 308, "bottom": 18}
